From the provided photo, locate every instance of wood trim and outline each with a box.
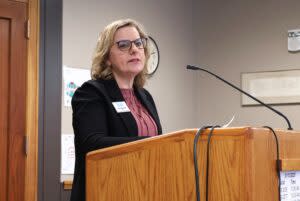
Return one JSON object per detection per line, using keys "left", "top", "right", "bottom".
{"left": 87, "top": 127, "right": 250, "bottom": 160}
{"left": 25, "top": 0, "right": 39, "bottom": 201}
{"left": 9, "top": 0, "right": 29, "bottom": 3}
{"left": 63, "top": 181, "right": 73, "bottom": 190}
{"left": 279, "top": 159, "right": 300, "bottom": 171}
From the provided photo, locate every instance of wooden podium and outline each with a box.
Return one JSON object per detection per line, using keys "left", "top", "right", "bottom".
{"left": 86, "top": 127, "right": 300, "bottom": 201}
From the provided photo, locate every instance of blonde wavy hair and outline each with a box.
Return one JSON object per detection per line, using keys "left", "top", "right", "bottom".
{"left": 91, "top": 19, "right": 150, "bottom": 88}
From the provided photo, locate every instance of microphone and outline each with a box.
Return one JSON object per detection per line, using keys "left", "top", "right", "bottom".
{"left": 186, "top": 64, "right": 293, "bottom": 130}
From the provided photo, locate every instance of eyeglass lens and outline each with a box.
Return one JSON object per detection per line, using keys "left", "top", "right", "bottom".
{"left": 116, "top": 38, "right": 147, "bottom": 51}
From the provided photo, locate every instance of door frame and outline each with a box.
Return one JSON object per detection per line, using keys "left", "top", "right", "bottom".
{"left": 26, "top": 0, "right": 39, "bottom": 200}
{"left": 38, "top": 0, "right": 62, "bottom": 201}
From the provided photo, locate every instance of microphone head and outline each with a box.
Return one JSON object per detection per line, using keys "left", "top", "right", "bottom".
{"left": 186, "top": 65, "right": 199, "bottom": 70}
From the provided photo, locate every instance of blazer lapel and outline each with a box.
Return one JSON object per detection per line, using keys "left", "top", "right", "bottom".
{"left": 103, "top": 79, "right": 138, "bottom": 137}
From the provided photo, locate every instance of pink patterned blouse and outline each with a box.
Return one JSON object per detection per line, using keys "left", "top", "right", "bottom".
{"left": 120, "top": 88, "right": 158, "bottom": 137}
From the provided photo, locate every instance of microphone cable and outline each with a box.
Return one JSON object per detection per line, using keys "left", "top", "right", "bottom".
{"left": 205, "top": 125, "right": 220, "bottom": 201}
{"left": 263, "top": 126, "right": 280, "bottom": 201}
{"left": 193, "top": 125, "right": 219, "bottom": 201}
{"left": 194, "top": 126, "right": 212, "bottom": 201}
{"left": 194, "top": 126, "right": 280, "bottom": 201}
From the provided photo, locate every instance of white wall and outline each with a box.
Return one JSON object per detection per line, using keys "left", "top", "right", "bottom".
{"left": 195, "top": 0, "right": 300, "bottom": 130}
{"left": 62, "top": 0, "right": 198, "bottom": 135}
{"left": 63, "top": 0, "right": 300, "bottom": 137}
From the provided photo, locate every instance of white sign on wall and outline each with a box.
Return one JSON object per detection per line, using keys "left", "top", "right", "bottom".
{"left": 288, "top": 29, "right": 300, "bottom": 52}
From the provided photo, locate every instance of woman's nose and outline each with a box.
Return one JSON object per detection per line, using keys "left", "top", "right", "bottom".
{"left": 129, "top": 43, "right": 139, "bottom": 54}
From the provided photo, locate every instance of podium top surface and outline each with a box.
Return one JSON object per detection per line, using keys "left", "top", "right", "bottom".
{"left": 86, "top": 127, "right": 299, "bottom": 161}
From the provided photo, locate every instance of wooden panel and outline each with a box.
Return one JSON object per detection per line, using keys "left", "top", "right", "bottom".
{"left": 0, "top": 17, "right": 10, "bottom": 201}
{"left": 86, "top": 127, "right": 300, "bottom": 201}
{"left": 251, "top": 128, "right": 300, "bottom": 200}
{"left": 1, "top": 0, "right": 28, "bottom": 4}
{"left": 200, "top": 134, "right": 247, "bottom": 201}
{"left": 87, "top": 132, "right": 194, "bottom": 201}
{"left": 8, "top": 2, "right": 27, "bottom": 201}
{"left": 251, "top": 128, "right": 279, "bottom": 201}
{"left": 86, "top": 128, "right": 251, "bottom": 201}
{"left": 0, "top": 1, "right": 27, "bottom": 200}
{"left": 279, "top": 159, "right": 300, "bottom": 171}
{"left": 277, "top": 129, "right": 300, "bottom": 158}
{"left": 9, "top": 0, "right": 28, "bottom": 3}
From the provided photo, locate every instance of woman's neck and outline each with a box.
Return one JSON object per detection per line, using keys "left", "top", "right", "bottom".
{"left": 114, "top": 75, "right": 134, "bottom": 89}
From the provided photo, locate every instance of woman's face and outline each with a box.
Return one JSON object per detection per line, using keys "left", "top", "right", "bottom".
{"left": 107, "top": 26, "right": 146, "bottom": 81}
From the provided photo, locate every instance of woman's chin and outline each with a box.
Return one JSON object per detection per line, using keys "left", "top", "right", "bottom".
{"left": 128, "top": 65, "right": 144, "bottom": 74}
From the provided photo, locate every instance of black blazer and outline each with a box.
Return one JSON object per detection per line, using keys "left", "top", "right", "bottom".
{"left": 70, "top": 78, "right": 162, "bottom": 201}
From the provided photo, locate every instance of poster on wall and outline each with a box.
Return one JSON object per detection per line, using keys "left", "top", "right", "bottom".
{"left": 61, "top": 134, "right": 75, "bottom": 174}
{"left": 63, "top": 65, "right": 90, "bottom": 107}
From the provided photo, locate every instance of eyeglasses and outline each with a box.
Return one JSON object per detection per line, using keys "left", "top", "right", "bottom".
{"left": 115, "top": 38, "right": 147, "bottom": 51}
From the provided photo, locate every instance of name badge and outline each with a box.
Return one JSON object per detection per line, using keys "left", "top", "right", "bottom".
{"left": 112, "top": 101, "right": 130, "bottom": 113}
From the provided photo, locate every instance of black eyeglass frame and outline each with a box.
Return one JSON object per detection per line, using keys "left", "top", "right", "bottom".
{"left": 114, "top": 38, "right": 147, "bottom": 51}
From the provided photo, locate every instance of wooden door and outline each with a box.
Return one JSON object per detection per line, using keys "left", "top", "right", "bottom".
{"left": 0, "top": 0, "right": 27, "bottom": 200}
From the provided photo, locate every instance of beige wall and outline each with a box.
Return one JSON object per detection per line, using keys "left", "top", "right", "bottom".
{"left": 196, "top": 0, "right": 300, "bottom": 130}
{"left": 62, "top": 0, "right": 198, "bottom": 136}
{"left": 63, "top": 0, "right": 300, "bottom": 138}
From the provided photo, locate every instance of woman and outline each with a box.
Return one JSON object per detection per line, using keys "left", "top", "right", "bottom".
{"left": 70, "top": 19, "right": 162, "bottom": 201}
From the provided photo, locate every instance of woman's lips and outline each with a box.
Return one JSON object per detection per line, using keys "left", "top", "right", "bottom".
{"left": 128, "top": 58, "right": 140, "bottom": 63}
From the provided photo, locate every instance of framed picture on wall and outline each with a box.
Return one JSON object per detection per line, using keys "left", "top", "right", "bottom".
{"left": 241, "top": 69, "right": 300, "bottom": 105}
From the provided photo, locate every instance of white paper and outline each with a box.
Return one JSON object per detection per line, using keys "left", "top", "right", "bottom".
{"left": 288, "top": 29, "right": 300, "bottom": 52}
{"left": 63, "top": 65, "right": 90, "bottom": 107}
{"left": 61, "top": 134, "right": 75, "bottom": 174}
{"left": 249, "top": 77, "right": 300, "bottom": 97}
{"left": 222, "top": 115, "right": 235, "bottom": 128}
{"left": 280, "top": 171, "right": 300, "bottom": 201}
